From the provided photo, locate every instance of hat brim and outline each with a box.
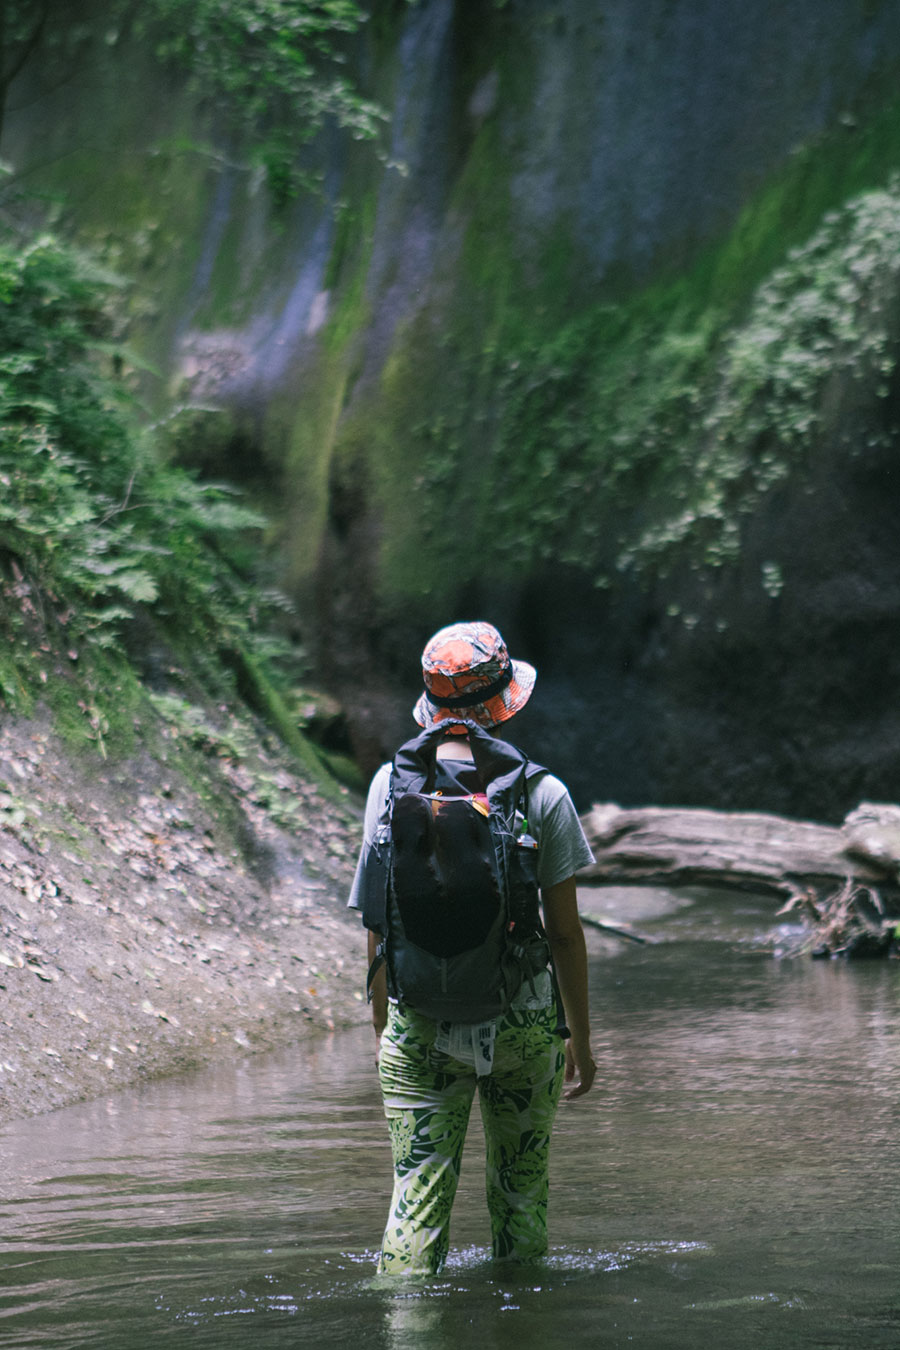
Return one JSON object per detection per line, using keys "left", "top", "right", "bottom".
{"left": 413, "top": 658, "right": 536, "bottom": 730}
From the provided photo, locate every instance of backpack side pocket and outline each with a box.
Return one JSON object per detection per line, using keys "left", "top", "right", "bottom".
{"left": 359, "top": 837, "right": 390, "bottom": 934}
{"left": 507, "top": 832, "right": 541, "bottom": 933}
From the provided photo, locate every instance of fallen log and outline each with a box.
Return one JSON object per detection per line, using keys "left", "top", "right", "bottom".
{"left": 577, "top": 801, "right": 900, "bottom": 955}
{"left": 578, "top": 802, "right": 898, "bottom": 901}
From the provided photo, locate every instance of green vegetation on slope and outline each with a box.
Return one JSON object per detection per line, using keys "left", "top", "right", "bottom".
{"left": 332, "top": 96, "right": 900, "bottom": 609}
{"left": 0, "top": 228, "right": 326, "bottom": 770}
{"left": 143, "top": 0, "right": 389, "bottom": 204}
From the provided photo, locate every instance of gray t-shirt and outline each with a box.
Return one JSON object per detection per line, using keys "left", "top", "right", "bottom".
{"left": 347, "top": 758, "right": 594, "bottom": 911}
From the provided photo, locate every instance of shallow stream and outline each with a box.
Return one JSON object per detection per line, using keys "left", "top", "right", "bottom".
{"left": 2, "top": 888, "right": 899, "bottom": 1347}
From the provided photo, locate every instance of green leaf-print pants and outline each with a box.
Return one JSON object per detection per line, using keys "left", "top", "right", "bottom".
{"left": 377, "top": 1001, "right": 566, "bottom": 1275}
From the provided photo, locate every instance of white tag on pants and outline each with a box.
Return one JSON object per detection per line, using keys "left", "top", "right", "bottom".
{"left": 434, "top": 1020, "right": 497, "bottom": 1076}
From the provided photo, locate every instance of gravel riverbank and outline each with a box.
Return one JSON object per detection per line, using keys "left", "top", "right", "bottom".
{"left": 0, "top": 707, "right": 368, "bottom": 1126}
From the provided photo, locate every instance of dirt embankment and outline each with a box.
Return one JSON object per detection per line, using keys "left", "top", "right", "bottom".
{"left": 0, "top": 706, "right": 369, "bottom": 1126}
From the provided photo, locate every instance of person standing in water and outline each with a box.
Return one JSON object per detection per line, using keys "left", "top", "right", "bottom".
{"left": 348, "top": 621, "right": 596, "bottom": 1274}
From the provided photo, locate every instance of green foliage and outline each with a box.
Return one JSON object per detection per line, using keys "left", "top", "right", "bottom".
{"left": 376, "top": 175, "right": 900, "bottom": 599}
{"left": 0, "top": 2, "right": 389, "bottom": 208}
{"left": 616, "top": 182, "right": 900, "bottom": 574}
{"left": 137, "top": 0, "right": 387, "bottom": 203}
{"left": 0, "top": 229, "right": 296, "bottom": 748}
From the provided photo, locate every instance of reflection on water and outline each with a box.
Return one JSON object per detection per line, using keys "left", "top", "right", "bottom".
{"left": 2, "top": 889, "right": 900, "bottom": 1348}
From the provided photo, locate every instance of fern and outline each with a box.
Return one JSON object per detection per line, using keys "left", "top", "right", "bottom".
{"left": 0, "top": 228, "right": 294, "bottom": 730}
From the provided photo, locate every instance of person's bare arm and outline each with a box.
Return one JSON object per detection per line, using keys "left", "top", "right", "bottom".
{"left": 542, "top": 876, "right": 596, "bottom": 1099}
{"left": 367, "top": 929, "right": 388, "bottom": 1063}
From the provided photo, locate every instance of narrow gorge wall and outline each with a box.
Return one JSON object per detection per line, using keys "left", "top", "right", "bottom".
{"left": 8, "top": 0, "right": 900, "bottom": 817}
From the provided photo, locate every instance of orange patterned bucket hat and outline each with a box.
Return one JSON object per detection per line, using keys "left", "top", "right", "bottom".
{"left": 412, "top": 621, "right": 537, "bottom": 731}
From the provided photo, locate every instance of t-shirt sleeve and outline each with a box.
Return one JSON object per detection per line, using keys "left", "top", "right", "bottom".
{"left": 531, "top": 774, "right": 596, "bottom": 891}
{"left": 347, "top": 763, "right": 391, "bottom": 911}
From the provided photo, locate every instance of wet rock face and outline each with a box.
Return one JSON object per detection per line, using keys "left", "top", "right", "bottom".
{"left": 10, "top": 2, "right": 900, "bottom": 824}
{"left": 498, "top": 0, "right": 900, "bottom": 283}
{"left": 308, "top": 0, "right": 900, "bottom": 820}
{"left": 332, "top": 402, "right": 900, "bottom": 825}
{"left": 494, "top": 428, "right": 900, "bottom": 823}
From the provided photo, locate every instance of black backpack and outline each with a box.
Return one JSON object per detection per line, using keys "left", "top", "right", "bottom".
{"left": 360, "top": 719, "right": 567, "bottom": 1029}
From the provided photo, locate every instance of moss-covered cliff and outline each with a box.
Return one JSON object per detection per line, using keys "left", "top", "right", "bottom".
{"left": 8, "top": 0, "right": 900, "bottom": 817}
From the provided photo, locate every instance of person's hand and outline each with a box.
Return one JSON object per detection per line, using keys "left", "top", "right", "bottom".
{"left": 563, "top": 1039, "right": 596, "bottom": 1099}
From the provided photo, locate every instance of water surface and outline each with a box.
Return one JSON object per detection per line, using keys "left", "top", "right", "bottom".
{"left": 2, "top": 889, "right": 899, "bottom": 1347}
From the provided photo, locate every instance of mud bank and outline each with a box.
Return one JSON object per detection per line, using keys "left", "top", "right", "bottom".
{"left": 0, "top": 709, "right": 368, "bottom": 1126}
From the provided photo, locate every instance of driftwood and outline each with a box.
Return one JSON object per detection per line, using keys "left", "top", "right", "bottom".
{"left": 578, "top": 801, "right": 900, "bottom": 955}
{"left": 777, "top": 879, "right": 896, "bottom": 958}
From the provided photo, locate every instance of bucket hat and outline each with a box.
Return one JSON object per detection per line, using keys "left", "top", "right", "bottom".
{"left": 412, "top": 620, "right": 536, "bottom": 731}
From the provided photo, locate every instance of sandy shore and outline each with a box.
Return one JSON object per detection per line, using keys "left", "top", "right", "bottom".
{"left": 0, "top": 707, "right": 369, "bottom": 1126}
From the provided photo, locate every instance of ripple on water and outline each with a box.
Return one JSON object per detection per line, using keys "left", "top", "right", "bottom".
{"left": 167, "top": 1237, "right": 712, "bottom": 1329}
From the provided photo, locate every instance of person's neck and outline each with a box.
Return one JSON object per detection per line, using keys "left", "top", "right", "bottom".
{"left": 436, "top": 736, "right": 474, "bottom": 760}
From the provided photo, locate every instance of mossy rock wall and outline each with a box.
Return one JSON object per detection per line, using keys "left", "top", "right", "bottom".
{"left": 9, "top": 0, "right": 900, "bottom": 816}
